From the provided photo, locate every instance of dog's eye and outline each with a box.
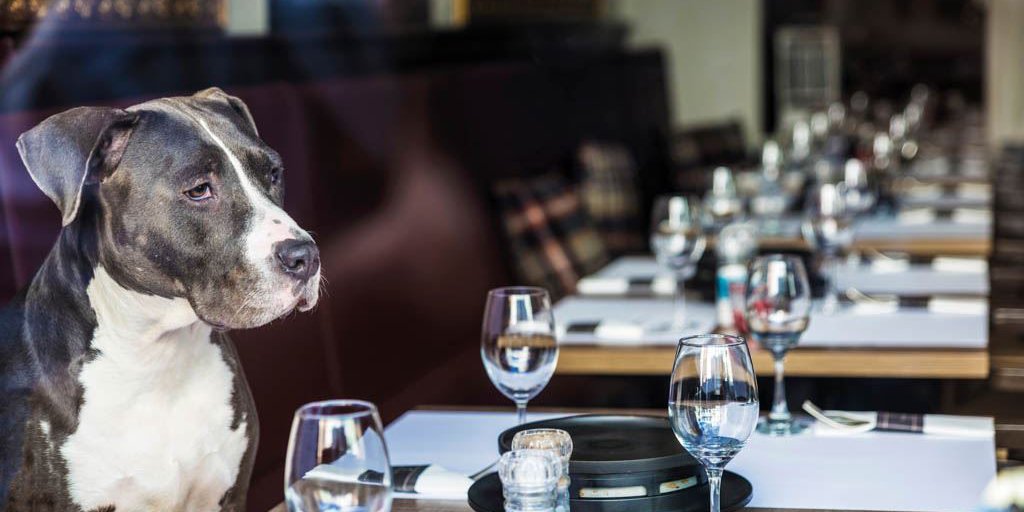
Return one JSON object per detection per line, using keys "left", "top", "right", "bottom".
{"left": 269, "top": 167, "right": 282, "bottom": 186}
{"left": 184, "top": 183, "right": 213, "bottom": 201}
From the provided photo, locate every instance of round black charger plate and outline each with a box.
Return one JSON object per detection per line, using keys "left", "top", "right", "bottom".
{"left": 467, "top": 471, "right": 752, "bottom": 512}
{"left": 497, "top": 415, "right": 694, "bottom": 474}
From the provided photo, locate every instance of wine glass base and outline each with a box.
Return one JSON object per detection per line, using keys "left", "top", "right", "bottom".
{"left": 756, "top": 417, "right": 810, "bottom": 436}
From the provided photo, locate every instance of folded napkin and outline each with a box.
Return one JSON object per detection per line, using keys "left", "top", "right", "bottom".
{"left": 811, "top": 409, "right": 995, "bottom": 438}
{"left": 850, "top": 300, "right": 900, "bottom": 315}
{"left": 912, "top": 157, "right": 951, "bottom": 177}
{"left": 898, "top": 208, "right": 937, "bottom": 225}
{"left": 932, "top": 256, "right": 988, "bottom": 274}
{"left": 869, "top": 257, "right": 910, "bottom": 273}
{"left": 576, "top": 276, "right": 675, "bottom": 296}
{"left": 958, "top": 183, "right": 991, "bottom": 200}
{"left": 812, "top": 410, "right": 993, "bottom": 438}
{"left": 951, "top": 208, "right": 991, "bottom": 224}
{"left": 960, "top": 158, "right": 989, "bottom": 177}
{"left": 564, "top": 320, "right": 646, "bottom": 342}
{"left": 905, "top": 184, "right": 944, "bottom": 199}
{"left": 928, "top": 297, "right": 988, "bottom": 315}
{"left": 392, "top": 465, "right": 473, "bottom": 500}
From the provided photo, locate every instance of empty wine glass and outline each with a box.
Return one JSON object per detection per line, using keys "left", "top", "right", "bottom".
{"left": 285, "top": 400, "right": 392, "bottom": 512}
{"left": 481, "top": 287, "right": 559, "bottom": 425}
{"left": 650, "top": 195, "right": 707, "bottom": 332}
{"left": 745, "top": 255, "right": 812, "bottom": 436}
{"left": 802, "top": 183, "right": 852, "bottom": 313}
{"left": 704, "top": 167, "right": 744, "bottom": 227}
{"left": 751, "top": 141, "right": 792, "bottom": 235}
{"left": 669, "top": 334, "right": 759, "bottom": 512}
{"left": 842, "top": 158, "right": 876, "bottom": 216}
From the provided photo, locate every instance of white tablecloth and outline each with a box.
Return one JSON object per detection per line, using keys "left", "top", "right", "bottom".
{"left": 853, "top": 215, "right": 990, "bottom": 240}
{"left": 555, "top": 295, "right": 987, "bottom": 349}
{"left": 593, "top": 256, "right": 989, "bottom": 296}
{"left": 835, "top": 264, "right": 988, "bottom": 296}
{"left": 554, "top": 297, "right": 717, "bottom": 345}
{"left": 724, "top": 215, "right": 990, "bottom": 241}
{"left": 384, "top": 410, "right": 996, "bottom": 512}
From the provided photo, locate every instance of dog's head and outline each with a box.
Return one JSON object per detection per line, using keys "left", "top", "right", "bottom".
{"left": 16, "top": 88, "right": 320, "bottom": 329}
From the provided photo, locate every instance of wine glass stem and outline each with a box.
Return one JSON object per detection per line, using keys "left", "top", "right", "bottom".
{"left": 707, "top": 467, "right": 723, "bottom": 512}
{"left": 516, "top": 401, "right": 527, "bottom": 425}
{"left": 770, "top": 352, "right": 790, "bottom": 422}
{"left": 823, "top": 253, "right": 839, "bottom": 312}
{"left": 673, "top": 271, "right": 687, "bottom": 331}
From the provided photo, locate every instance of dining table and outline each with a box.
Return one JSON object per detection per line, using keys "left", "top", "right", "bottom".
{"left": 717, "top": 213, "right": 991, "bottom": 257}
{"left": 269, "top": 405, "right": 1002, "bottom": 512}
{"left": 556, "top": 255, "right": 991, "bottom": 380}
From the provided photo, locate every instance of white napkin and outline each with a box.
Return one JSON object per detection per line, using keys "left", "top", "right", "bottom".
{"left": 898, "top": 208, "right": 937, "bottom": 225}
{"left": 393, "top": 465, "right": 473, "bottom": 500}
{"left": 905, "top": 184, "right": 943, "bottom": 199}
{"left": 593, "top": 319, "right": 646, "bottom": 341}
{"left": 851, "top": 300, "right": 899, "bottom": 315}
{"left": 813, "top": 412, "right": 993, "bottom": 438}
{"left": 870, "top": 258, "right": 910, "bottom": 273}
{"left": 928, "top": 297, "right": 988, "bottom": 315}
{"left": 913, "top": 157, "right": 951, "bottom": 177}
{"left": 951, "top": 208, "right": 991, "bottom": 224}
{"left": 960, "top": 158, "right": 989, "bottom": 177}
{"left": 575, "top": 276, "right": 674, "bottom": 296}
{"left": 957, "top": 183, "right": 991, "bottom": 200}
{"left": 576, "top": 277, "right": 630, "bottom": 295}
{"left": 931, "top": 256, "right": 988, "bottom": 274}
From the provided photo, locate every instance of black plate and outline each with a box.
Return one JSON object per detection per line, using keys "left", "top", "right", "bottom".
{"left": 497, "top": 415, "right": 697, "bottom": 474}
{"left": 468, "top": 471, "right": 752, "bottom": 512}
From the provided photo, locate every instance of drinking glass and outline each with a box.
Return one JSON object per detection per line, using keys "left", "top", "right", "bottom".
{"left": 668, "top": 334, "right": 759, "bottom": 512}
{"left": 802, "top": 183, "right": 852, "bottom": 313}
{"left": 745, "top": 255, "right": 812, "bottom": 436}
{"left": 842, "top": 158, "right": 876, "bottom": 216}
{"left": 704, "top": 167, "right": 743, "bottom": 227}
{"left": 481, "top": 287, "right": 559, "bottom": 425}
{"left": 650, "top": 195, "right": 707, "bottom": 332}
{"left": 285, "top": 400, "right": 392, "bottom": 512}
{"left": 498, "top": 449, "right": 562, "bottom": 512}
{"left": 512, "top": 429, "right": 573, "bottom": 512}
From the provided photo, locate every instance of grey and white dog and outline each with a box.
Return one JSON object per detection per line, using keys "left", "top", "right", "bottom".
{"left": 0, "top": 88, "right": 321, "bottom": 511}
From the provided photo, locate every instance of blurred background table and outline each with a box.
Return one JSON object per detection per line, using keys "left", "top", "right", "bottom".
{"left": 718, "top": 215, "right": 991, "bottom": 257}
{"left": 557, "top": 254, "right": 991, "bottom": 379}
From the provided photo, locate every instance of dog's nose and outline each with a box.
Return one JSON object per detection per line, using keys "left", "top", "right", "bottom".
{"left": 274, "top": 239, "right": 320, "bottom": 281}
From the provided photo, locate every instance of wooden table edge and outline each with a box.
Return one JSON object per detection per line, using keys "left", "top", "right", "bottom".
{"left": 555, "top": 344, "right": 990, "bottom": 379}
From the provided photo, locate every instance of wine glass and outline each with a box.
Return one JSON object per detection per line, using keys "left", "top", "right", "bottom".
{"left": 745, "top": 255, "right": 812, "bottom": 436}
{"left": 285, "top": 400, "right": 392, "bottom": 512}
{"left": 481, "top": 287, "right": 559, "bottom": 425}
{"left": 650, "top": 195, "right": 707, "bottom": 332}
{"left": 668, "top": 334, "right": 759, "bottom": 512}
{"left": 704, "top": 167, "right": 744, "bottom": 227}
{"left": 842, "top": 158, "right": 876, "bottom": 217}
{"left": 801, "top": 183, "right": 852, "bottom": 313}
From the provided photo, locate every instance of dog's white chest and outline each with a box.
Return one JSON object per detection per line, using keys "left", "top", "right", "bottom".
{"left": 61, "top": 268, "right": 249, "bottom": 512}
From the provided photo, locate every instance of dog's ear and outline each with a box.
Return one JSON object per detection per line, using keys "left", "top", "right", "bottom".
{"left": 16, "top": 107, "right": 139, "bottom": 226}
{"left": 194, "top": 87, "right": 259, "bottom": 137}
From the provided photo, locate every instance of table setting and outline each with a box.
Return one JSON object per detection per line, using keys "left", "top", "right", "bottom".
{"left": 275, "top": 93, "right": 1004, "bottom": 512}
{"left": 276, "top": 283, "right": 997, "bottom": 512}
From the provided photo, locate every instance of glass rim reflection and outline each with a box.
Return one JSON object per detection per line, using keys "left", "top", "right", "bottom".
{"left": 296, "top": 399, "right": 379, "bottom": 420}
{"left": 488, "top": 286, "right": 549, "bottom": 299}
{"left": 678, "top": 333, "right": 746, "bottom": 348}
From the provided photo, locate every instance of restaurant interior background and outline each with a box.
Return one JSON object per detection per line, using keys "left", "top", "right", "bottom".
{"left": 1, "top": 0, "right": 1023, "bottom": 510}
